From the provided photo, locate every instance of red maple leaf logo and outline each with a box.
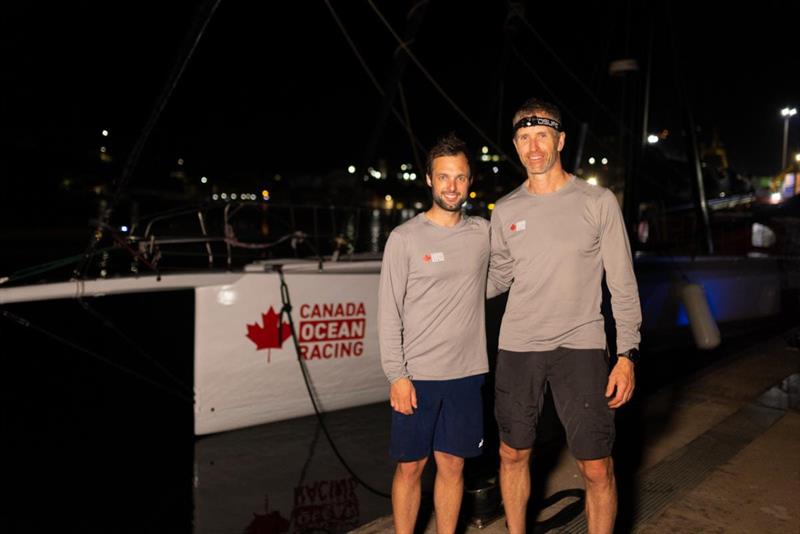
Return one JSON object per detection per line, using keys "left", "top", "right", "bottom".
{"left": 423, "top": 254, "right": 432, "bottom": 263}
{"left": 246, "top": 306, "right": 291, "bottom": 362}
{"left": 510, "top": 223, "right": 517, "bottom": 232}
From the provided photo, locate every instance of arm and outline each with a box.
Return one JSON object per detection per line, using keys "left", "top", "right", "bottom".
{"left": 487, "top": 208, "right": 514, "bottom": 298}
{"left": 598, "top": 190, "right": 642, "bottom": 407}
{"left": 377, "top": 231, "right": 417, "bottom": 414}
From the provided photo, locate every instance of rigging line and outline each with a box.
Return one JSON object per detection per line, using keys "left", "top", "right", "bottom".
{"left": 397, "top": 82, "right": 426, "bottom": 176}
{"left": 111, "top": 0, "right": 223, "bottom": 208}
{"left": 323, "top": 0, "right": 427, "bottom": 156}
{"left": 510, "top": 45, "right": 623, "bottom": 161}
{"left": 0, "top": 309, "right": 193, "bottom": 404}
{"left": 365, "top": 0, "right": 523, "bottom": 174}
{"left": 77, "top": 0, "right": 224, "bottom": 280}
{"left": 275, "top": 266, "right": 390, "bottom": 499}
{"left": 1, "top": 246, "right": 116, "bottom": 286}
{"left": 75, "top": 299, "right": 193, "bottom": 396}
{"left": 508, "top": 3, "right": 630, "bottom": 135}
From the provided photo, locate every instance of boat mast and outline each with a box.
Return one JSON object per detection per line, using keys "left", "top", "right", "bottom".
{"left": 362, "top": 1, "right": 430, "bottom": 175}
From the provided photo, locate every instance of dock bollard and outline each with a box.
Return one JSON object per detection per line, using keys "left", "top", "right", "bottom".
{"left": 680, "top": 283, "right": 721, "bottom": 350}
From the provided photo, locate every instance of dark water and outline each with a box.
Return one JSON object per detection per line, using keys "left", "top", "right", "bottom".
{"left": 3, "top": 287, "right": 795, "bottom": 533}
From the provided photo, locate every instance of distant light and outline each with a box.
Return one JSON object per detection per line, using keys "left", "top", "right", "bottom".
{"left": 120, "top": 225, "right": 128, "bottom": 232}
{"left": 770, "top": 192, "right": 782, "bottom": 203}
{"left": 212, "top": 194, "right": 219, "bottom": 200}
{"left": 177, "top": 158, "right": 184, "bottom": 166}
{"left": 414, "top": 202, "right": 423, "bottom": 209}
{"left": 409, "top": 172, "right": 416, "bottom": 180}
{"left": 795, "top": 153, "right": 800, "bottom": 163}
{"left": 588, "top": 157, "right": 596, "bottom": 164}
{"left": 274, "top": 174, "right": 282, "bottom": 181}
{"left": 492, "top": 166, "right": 499, "bottom": 174}
{"left": 347, "top": 165, "right": 356, "bottom": 174}
{"left": 481, "top": 146, "right": 489, "bottom": 154}
{"left": 781, "top": 107, "right": 797, "bottom": 117}
{"left": 403, "top": 172, "right": 410, "bottom": 180}
{"left": 480, "top": 154, "right": 490, "bottom": 162}
{"left": 400, "top": 163, "right": 408, "bottom": 171}
{"left": 647, "top": 134, "right": 659, "bottom": 144}
{"left": 100, "top": 146, "right": 107, "bottom": 153}
{"left": 262, "top": 189, "right": 269, "bottom": 197}
{"left": 491, "top": 155, "right": 500, "bottom": 162}
{"left": 488, "top": 203, "right": 495, "bottom": 210}
{"left": 385, "top": 194, "right": 392, "bottom": 201}
{"left": 587, "top": 176, "right": 598, "bottom": 186}
{"left": 231, "top": 193, "right": 237, "bottom": 200}
{"left": 221, "top": 193, "right": 227, "bottom": 199}
{"left": 101, "top": 129, "right": 109, "bottom": 137}
{"left": 200, "top": 176, "right": 208, "bottom": 184}
{"left": 601, "top": 157, "right": 608, "bottom": 165}
{"left": 469, "top": 191, "right": 477, "bottom": 199}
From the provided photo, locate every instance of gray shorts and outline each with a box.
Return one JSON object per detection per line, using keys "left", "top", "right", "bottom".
{"left": 494, "top": 347, "right": 615, "bottom": 460}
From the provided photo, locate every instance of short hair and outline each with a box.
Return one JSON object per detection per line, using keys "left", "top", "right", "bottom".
{"left": 425, "top": 132, "right": 471, "bottom": 177}
{"left": 512, "top": 97, "right": 562, "bottom": 125}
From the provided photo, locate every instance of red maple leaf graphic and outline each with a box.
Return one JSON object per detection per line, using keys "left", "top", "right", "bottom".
{"left": 423, "top": 254, "right": 432, "bottom": 263}
{"left": 510, "top": 223, "right": 517, "bottom": 232}
{"left": 246, "top": 306, "right": 291, "bottom": 362}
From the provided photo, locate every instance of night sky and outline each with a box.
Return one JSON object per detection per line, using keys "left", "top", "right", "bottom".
{"left": 2, "top": 1, "right": 798, "bottom": 206}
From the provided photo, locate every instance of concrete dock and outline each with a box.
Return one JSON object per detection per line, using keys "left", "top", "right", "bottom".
{"left": 352, "top": 332, "right": 799, "bottom": 533}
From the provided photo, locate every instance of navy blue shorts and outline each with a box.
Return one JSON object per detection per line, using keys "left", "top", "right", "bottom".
{"left": 390, "top": 374, "right": 485, "bottom": 462}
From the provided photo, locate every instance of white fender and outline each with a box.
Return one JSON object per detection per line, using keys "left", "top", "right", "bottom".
{"left": 680, "top": 283, "right": 721, "bottom": 350}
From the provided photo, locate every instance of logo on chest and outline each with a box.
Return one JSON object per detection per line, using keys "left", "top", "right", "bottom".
{"left": 422, "top": 252, "right": 445, "bottom": 263}
{"left": 509, "top": 220, "right": 527, "bottom": 232}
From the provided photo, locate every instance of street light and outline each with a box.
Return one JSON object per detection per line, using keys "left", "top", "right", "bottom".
{"left": 781, "top": 107, "right": 797, "bottom": 170}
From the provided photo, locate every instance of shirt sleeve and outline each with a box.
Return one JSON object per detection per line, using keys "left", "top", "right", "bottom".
{"left": 378, "top": 230, "right": 410, "bottom": 383}
{"left": 598, "top": 189, "right": 642, "bottom": 353}
{"left": 487, "top": 208, "right": 514, "bottom": 298}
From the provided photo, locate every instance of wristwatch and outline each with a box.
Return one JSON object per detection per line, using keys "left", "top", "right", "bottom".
{"left": 618, "top": 348, "right": 640, "bottom": 365}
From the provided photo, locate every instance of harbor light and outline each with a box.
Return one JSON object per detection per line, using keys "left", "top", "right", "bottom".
{"left": 488, "top": 203, "right": 495, "bottom": 210}
{"left": 261, "top": 189, "right": 270, "bottom": 200}
{"left": 587, "top": 176, "right": 598, "bottom": 186}
{"left": 347, "top": 165, "right": 356, "bottom": 174}
{"left": 200, "top": 176, "right": 208, "bottom": 184}
{"left": 588, "top": 157, "right": 596, "bottom": 164}
{"left": 469, "top": 192, "right": 477, "bottom": 199}
{"left": 647, "top": 134, "right": 659, "bottom": 144}
{"left": 601, "top": 157, "right": 608, "bottom": 165}
{"left": 120, "top": 225, "right": 128, "bottom": 232}
{"left": 481, "top": 146, "right": 489, "bottom": 154}
{"left": 101, "top": 129, "right": 109, "bottom": 137}
{"left": 781, "top": 107, "right": 797, "bottom": 169}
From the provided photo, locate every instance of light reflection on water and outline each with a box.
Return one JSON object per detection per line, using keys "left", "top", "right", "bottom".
{"left": 194, "top": 402, "right": 396, "bottom": 534}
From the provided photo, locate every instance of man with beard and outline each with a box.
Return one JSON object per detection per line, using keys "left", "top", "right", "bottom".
{"left": 379, "top": 133, "right": 490, "bottom": 534}
{"left": 488, "top": 98, "right": 641, "bottom": 534}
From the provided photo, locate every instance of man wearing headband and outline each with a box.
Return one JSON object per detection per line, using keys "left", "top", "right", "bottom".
{"left": 379, "top": 133, "right": 490, "bottom": 534}
{"left": 487, "top": 98, "right": 641, "bottom": 533}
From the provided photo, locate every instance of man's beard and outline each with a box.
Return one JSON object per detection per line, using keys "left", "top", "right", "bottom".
{"left": 432, "top": 191, "right": 464, "bottom": 212}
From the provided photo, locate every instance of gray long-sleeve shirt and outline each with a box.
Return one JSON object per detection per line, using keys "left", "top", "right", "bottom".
{"left": 488, "top": 176, "right": 641, "bottom": 354}
{"left": 378, "top": 213, "right": 490, "bottom": 383}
